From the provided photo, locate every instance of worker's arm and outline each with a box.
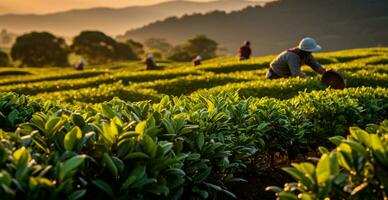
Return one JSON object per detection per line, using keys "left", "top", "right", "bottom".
{"left": 306, "top": 55, "right": 325, "bottom": 74}
{"left": 288, "top": 54, "right": 306, "bottom": 78}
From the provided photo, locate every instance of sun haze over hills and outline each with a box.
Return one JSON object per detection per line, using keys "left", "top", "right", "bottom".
{"left": 0, "top": 0, "right": 269, "bottom": 15}
{"left": 0, "top": 0, "right": 269, "bottom": 36}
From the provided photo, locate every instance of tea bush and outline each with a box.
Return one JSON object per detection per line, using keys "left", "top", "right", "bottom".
{"left": 267, "top": 120, "right": 388, "bottom": 200}
{"left": 195, "top": 70, "right": 388, "bottom": 100}
{"left": 0, "top": 86, "right": 387, "bottom": 199}
{"left": 0, "top": 93, "right": 41, "bottom": 131}
{"left": 36, "top": 82, "right": 162, "bottom": 104}
{"left": 139, "top": 72, "right": 257, "bottom": 96}
{"left": 0, "top": 69, "right": 202, "bottom": 95}
{"left": 0, "top": 70, "right": 108, "bottom": 86}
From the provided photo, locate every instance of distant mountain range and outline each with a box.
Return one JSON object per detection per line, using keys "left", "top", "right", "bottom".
{"left": 0, "top": 0, "right": 265, "bottom": 36}
{"left": 121, "top": 0, "right": 388, "bottom": 56}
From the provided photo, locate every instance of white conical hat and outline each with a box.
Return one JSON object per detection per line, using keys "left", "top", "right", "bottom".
{"left": 298, "top": 37, "right": 322, "bottom": 52}
{"left": 147, "top": 54, "right": 154, "bottom": 59}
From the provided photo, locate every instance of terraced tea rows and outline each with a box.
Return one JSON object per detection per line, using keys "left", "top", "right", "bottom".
{"left": 0, "top": 47, "right": 387, "bottom": 199}
{"left": 0, "top": 48, "right": 386, "bottom": 105}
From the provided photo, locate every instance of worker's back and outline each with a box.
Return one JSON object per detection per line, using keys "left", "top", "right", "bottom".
{"left": 146, "top": 58, "right": 156, "bottom": 70}
{"left": 238, "top": 45, "right": 252, "bottom": 60}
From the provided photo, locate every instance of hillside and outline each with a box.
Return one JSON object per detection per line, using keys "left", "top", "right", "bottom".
{"left": 0, "top": 0, "right": 265, "bottom": 36}
{"left": 121, "top": 0, "right": 388, "bottom": 56}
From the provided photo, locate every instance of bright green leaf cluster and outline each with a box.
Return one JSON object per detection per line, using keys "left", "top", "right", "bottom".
{"left": 267, "top": 120, "right": 388, "bottom": 200}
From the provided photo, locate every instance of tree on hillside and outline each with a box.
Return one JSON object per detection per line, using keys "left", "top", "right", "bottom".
{"left": 1, "top": 29, "right": 12, "bottom": 45}
{"left": 126, "top": 39, "right": 145, "bottom": 57}
{"left": 11, "top": 32, "right": 69, "bottom": 67}
{"left": 114, "top": 42, "right": 139, "bottom": 61}
{"left": 167, "top": 34, "right": 218, "bottom": 61}
{"left": 144, "top": 38, "right": 172, "bottom": 56}
{"left": 0, "top": 50, "right": 9, "bottom": 67}
{"left": 72, "top": 31, "right": 137, "bottom": 64}
{"left": 0, "top": 29, "right": 17, "bottom": 47}
{"left": 186, "top": 34, "right": 218, "bottom": 59}
{"left": 72, "top": 31, "right": 116, "bottom": 64}
{"left": 166, "top": 45, "right": 192, "bottom": 62}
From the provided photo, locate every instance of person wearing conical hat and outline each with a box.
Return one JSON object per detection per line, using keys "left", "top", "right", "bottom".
{"left": 192, "top": 55, "right": 202, "bottom": 66}
{"left": 266, "top": 37, "right": 327, "bottom": 79}
{"left": 145, "top": 53, "right": 157, "bottom": 70}
{"left": 74, "top": 58, "right": 85, "bottom": 70}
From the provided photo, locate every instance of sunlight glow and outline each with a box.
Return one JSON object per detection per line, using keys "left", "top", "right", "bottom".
{"left": 0, "top": 0, "right": 266, "bottom": 15}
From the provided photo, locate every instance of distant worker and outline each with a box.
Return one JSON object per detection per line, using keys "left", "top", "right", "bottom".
{"left": 266, "top": 37, "right": 327, "bottom": 79}
{"left": 192, "top": 55, "right": 202, "bottom": 66}
{"left": 74, "top": 59, "right": 85, "bottom": 70}
{"left": 145, "top": 53, "right": 157, "bottom": 70}
{"left": 238, "top": 41, "right": 252, "bottom": 60}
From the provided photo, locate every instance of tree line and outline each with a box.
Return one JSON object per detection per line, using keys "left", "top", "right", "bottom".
{"left": 0, "top": 30, "right": 219, "bottom": 67}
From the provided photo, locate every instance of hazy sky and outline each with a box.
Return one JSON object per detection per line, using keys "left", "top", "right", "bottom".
{"left": 0, "top": 0, "right": 265, "bottom": 15}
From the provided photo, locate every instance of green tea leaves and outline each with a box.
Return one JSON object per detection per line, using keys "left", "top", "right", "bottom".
{"left": 59, "top": 155, "right": 86, "bottom": 181}
{"left": 64, "top": 126, "right": 83, "bottom": 152}
{"left": 12, "top": 147, "right": 31, "bottom": 167}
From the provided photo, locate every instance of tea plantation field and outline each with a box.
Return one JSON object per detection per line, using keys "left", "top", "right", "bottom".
{"left": 0, "top": 47, "right": 387, "bottom": 104}
{"left": 0, "top": 47, "right": 387, "bottom": 199}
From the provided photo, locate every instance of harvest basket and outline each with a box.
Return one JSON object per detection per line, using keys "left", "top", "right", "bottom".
{"left": 321, "top": 70, "right": 346, "bottom": 89}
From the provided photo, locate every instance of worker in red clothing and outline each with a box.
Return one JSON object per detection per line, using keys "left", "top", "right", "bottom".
{"left": 237, "top": 41, "right": 252, "bottom": 61}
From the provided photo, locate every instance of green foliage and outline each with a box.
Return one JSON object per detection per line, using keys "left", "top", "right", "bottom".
{"left": 167, "top": 34, "right": 218, "bottom": 61}
{"left": 114, "top": 42, "right": 139, "bottom": 61}
{"left": 0, "top": 69, "right": 201, "bottom": 96}
{"left": 186, "top": 34, "right": 218, "bottom": 59}
{"left": 144, "top": 38, "right": 173, "bottom": 55}
{"left": 36, "top": 81, "right": 162, "bottom": 104}
{"left": 140, "top": 72, "right": 255, "bottom": 96}
{"left": 267, "top": 121, "right": 388, "bottom": 200}
{"left": 0, "top": 93, "right": 41, "bottom": 131}
{"left": 0, "top": 29, "right": 16, "bottom": 47}
{"left": 0, "top": 70, "right": 31, "bottom": 76}
{"left": 11, "top": 32, "right": 69, "bottom": 67}
{"left": 167, "top": 44, "right": 193, "bottom": 62}
{"left": 0, "top": 70, "right": 107, "bottom": 87}
{"left": 125, "top": 39, "right": 145, "bottom": 57}
{"left": 0, "top": 86, "right": 387, "bottom": 199}
{"left": 72, "top": 31, "right": 137, "bottom": 65}
{"left": 0, "top": 47, "right": 387, "bottom": 105}
{"left": 196, "top": 69, "right": 388, "bottom": 100}
{"left": 0, "top": 46, "right": 388, "bottom": 200}
{"left": 0, "top": 50, "right": 9, "bottom": 67}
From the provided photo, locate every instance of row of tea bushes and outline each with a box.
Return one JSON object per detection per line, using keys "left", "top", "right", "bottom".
{"left": 195, "top": 70, "right": 388, "bottom": 100}
{"left": 0, "top": 69, "right": 202, "bottom": 96}
{"left": 35, "top": 81, "right": 162, "bottom": 104}
{"left": 0, "top": 87, "right": 387, "bottom": 199}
